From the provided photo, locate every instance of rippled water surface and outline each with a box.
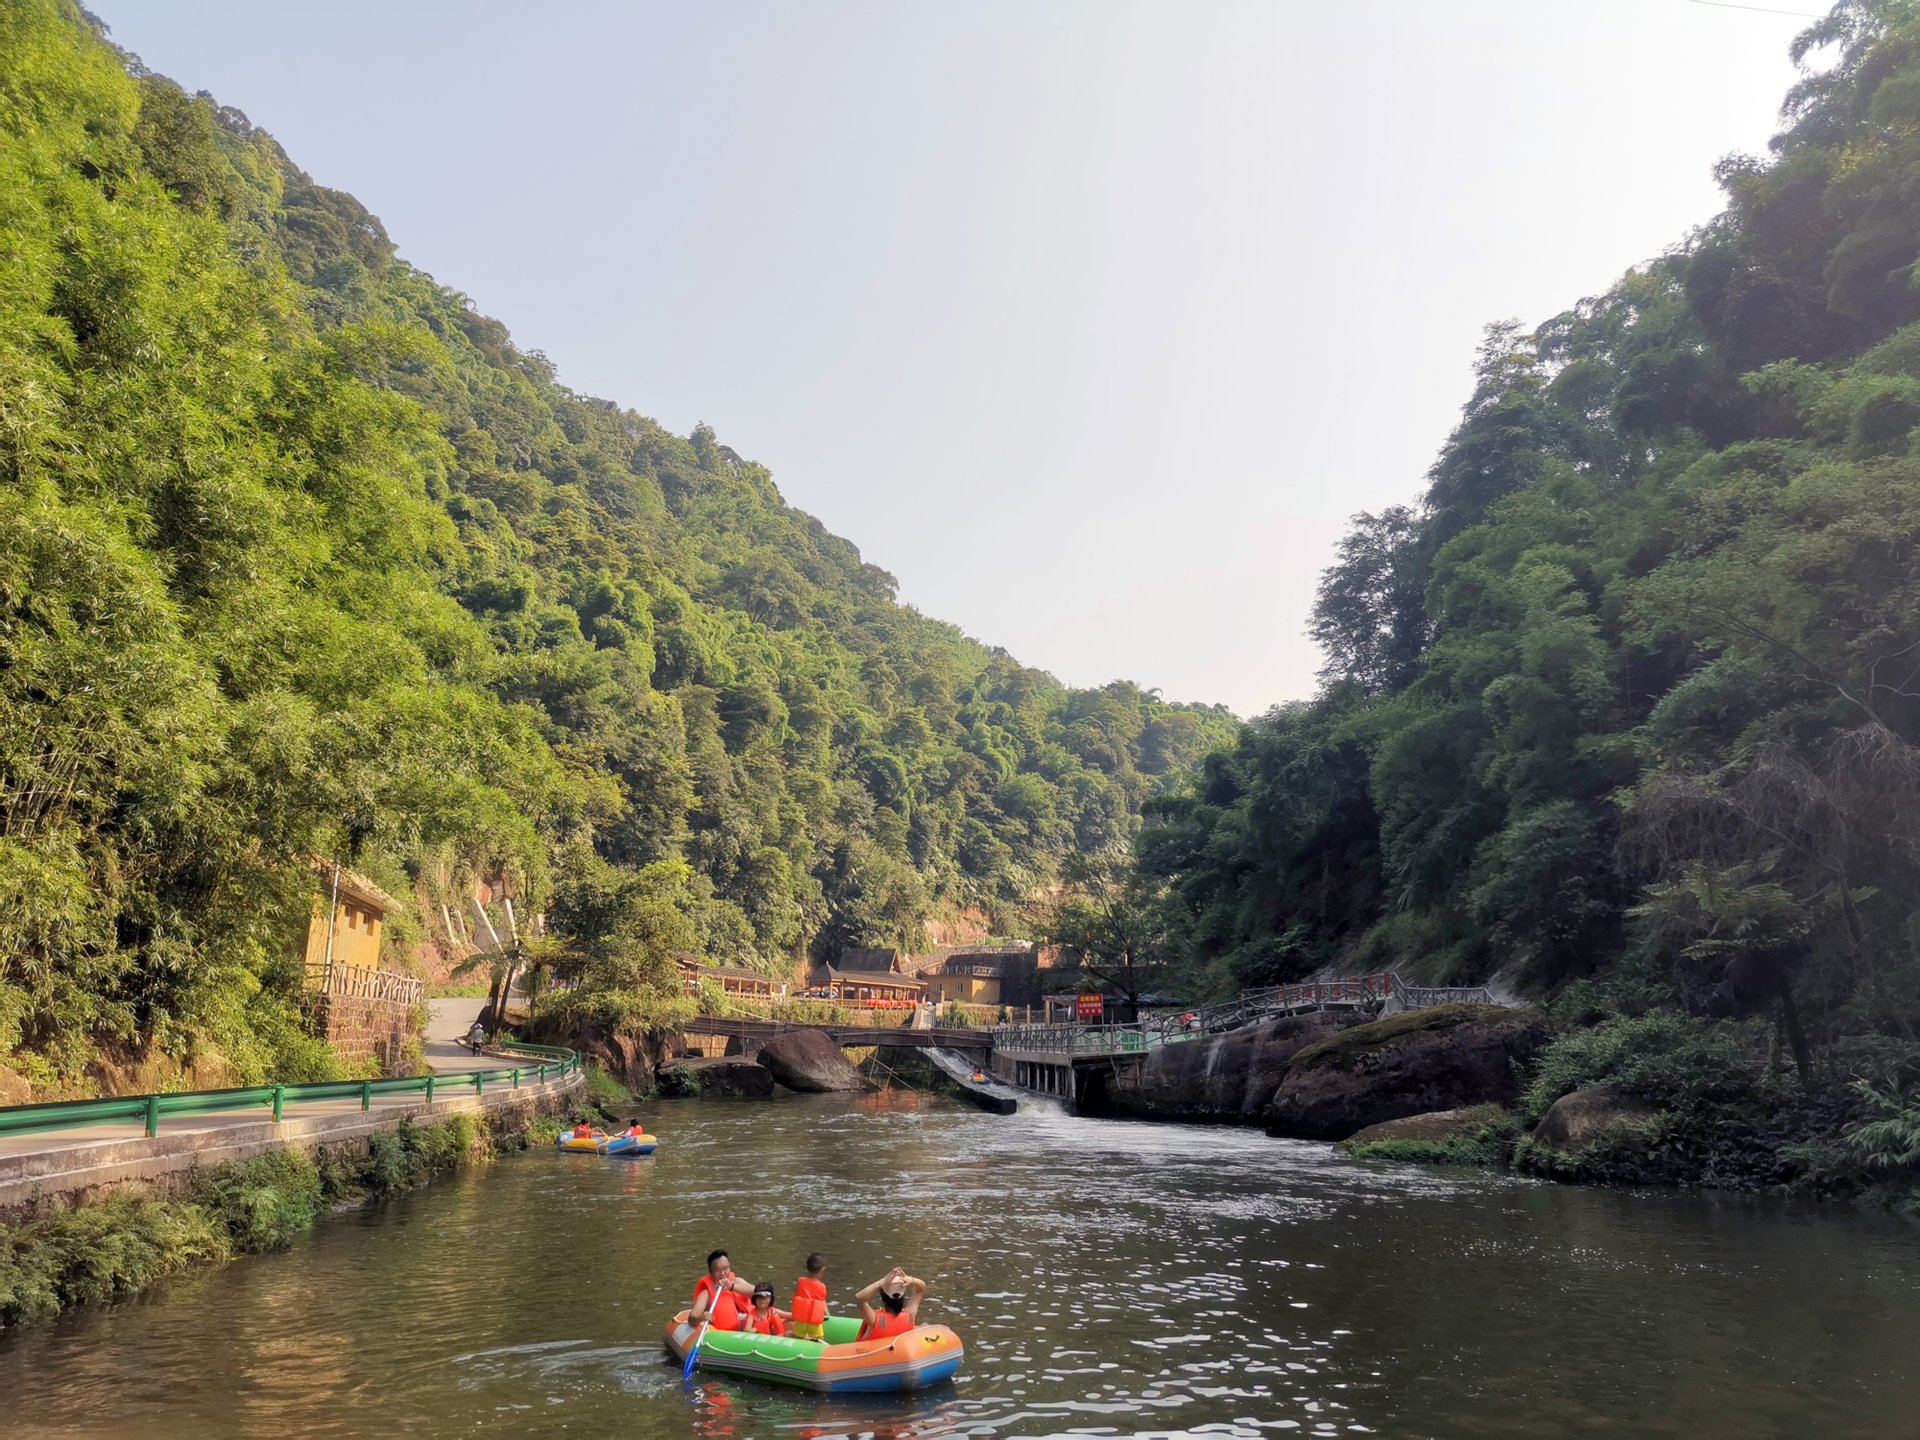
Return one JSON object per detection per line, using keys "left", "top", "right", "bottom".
{"left": 4, "top": 1092, "right": 1918, "bottom": 1438}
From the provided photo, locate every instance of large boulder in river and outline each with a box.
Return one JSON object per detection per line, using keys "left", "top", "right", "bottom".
{"left": 1108, "top": 1012, "right": 1360, "bottom": 1124}
{"left": 1530, "top": 1085, "right": 1659, "bottom": 1154}
{"left": 564, "top": 1022, "right": 675, "bottom": 1096}
{"left": 756, "top": 1029, "right": 869, "bottom": 1093}
{"left": 1265, "top": 1003, "right": 1549, "bottom": 1141}
{"left": 661, "top": 1056, "right": 777, "bottom": 1099}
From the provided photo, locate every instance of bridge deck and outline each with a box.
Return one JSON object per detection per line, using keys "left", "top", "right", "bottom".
{"left": 683, "top": 1016, "right": 990, "bottom": 1049}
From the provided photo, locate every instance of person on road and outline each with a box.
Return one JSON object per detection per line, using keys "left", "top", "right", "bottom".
{"left": 691, "top": 1248, "right": 755, "bottom": 1332}
{"left": 466, "top": 1020, "right": 487, "bottom": 1053}
{"left": 855, "top": 1266, "right": 925, "bottom": 1341}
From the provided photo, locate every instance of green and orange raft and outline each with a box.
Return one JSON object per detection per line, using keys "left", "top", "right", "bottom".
{"left": 664, "top": 1312, "right": 963, "bottom": 1393}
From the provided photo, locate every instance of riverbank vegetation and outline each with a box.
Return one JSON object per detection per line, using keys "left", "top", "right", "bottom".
{"left": 1102, "top": 1, "right": 1920, "bottom": 1200}
{"left": 0, "top": 0, "right": 1234, "bottom": 1094}
{"left": 0, "top": 1113, "right": 493, "bottom": 1328}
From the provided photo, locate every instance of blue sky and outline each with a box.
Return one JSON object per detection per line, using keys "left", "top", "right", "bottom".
{"left": 96, "top": 1, "right": 1811, "bottom": 715}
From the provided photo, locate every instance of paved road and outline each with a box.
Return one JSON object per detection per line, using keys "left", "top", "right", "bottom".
{"left": 426, "top": 997, "right": 494, "bottom": 1074}
{"left": 0, "top": 998, "right": 544, "bottom": 1160}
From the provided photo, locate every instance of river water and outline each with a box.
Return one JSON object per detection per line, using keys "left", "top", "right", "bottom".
{"left": 3, "top": 1091, "right": 1916, "bottom": 1439}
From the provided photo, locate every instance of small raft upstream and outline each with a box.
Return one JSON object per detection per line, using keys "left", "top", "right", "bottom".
{"left": 664, "top": 1313, "right": 963, "bottom": 1393}
{"left": 554, "top": 1129, "right": 659, "bottom": 1156}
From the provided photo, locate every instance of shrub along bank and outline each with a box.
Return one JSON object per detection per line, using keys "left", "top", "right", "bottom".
{"left": 0, "top": 1111, "right": 537, "bottom": 1330}
{"left": 1320, "top": 1003, "right": 1920, "bottom": 1211}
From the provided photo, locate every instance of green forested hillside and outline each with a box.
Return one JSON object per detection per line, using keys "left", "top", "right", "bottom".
{"left": 1144, "top": 1, "right": 1920, "bottom": 1076}
{"left": 0, "top": 0, "right": 1233, "bottom": 1088}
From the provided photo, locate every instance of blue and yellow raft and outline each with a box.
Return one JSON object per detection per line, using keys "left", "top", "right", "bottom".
{"left": 554, "top": 1128, "right": 659, "bottom": 1156}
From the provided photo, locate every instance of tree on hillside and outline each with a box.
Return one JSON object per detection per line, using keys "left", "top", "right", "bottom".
{"left": 1040, "top": 850, "right": 1181, "bottom": 1012}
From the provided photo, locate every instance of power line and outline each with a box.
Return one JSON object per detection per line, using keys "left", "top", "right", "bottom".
{"left": 1687, "top": 0, "right": 1827, "bottom": 18}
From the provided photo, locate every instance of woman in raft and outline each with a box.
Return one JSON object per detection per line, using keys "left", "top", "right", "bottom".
{"left": 854, "top": 1266, "right": 926, "bottom": 1341}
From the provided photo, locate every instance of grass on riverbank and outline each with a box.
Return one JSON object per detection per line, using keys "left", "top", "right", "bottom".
{"left": 1344, "top": 1105, "right": 1522, "bottom": 1167}
{"left": 0, "top": 1114, "right": 498, "bottom": 1330}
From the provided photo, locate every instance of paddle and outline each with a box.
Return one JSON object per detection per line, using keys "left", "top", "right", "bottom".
{"left": 683, "top": 1278, "right": 734, "bottom": 1379}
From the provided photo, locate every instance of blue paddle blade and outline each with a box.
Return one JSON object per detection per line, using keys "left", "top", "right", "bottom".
{"left": 681, "top": 1334, "right": 702, "bottom": 1379}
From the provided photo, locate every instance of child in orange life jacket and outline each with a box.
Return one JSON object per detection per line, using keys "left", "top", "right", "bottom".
{"left": 855, "top": 1265, "right": 925, "bottom": 1341}
{"left": 790, "top": 1252, "right": 829, "bottom": 1342}
{"left": 746, "top": 1282, "right": 789, "bottom": 1336}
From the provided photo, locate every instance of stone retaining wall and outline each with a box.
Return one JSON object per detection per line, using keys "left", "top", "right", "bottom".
{"left": 310, "top": 991, "right": 418, "bottom": 1074}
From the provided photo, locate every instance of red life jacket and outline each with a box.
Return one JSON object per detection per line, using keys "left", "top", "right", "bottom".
{"left": 858, "top": 1306, "right": 914, "bottom": 1341}
{"left": 694, "top": 1276, "right": 743, "bottom": 1330}
{"left": 792, "top": 1277, "right": 828, "bottom": 1326}
{"left": 748, "top": 1309, "right": 787, "bottom": 1336}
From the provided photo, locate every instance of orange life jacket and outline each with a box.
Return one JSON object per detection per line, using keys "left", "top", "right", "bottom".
{"left": 748, "top": 1309, "right": 787, "bottom": 1336}
{"left": 694, "top": 1276, "right": 743, "bottom": 1330}
{"left": 858, "top": 1306, "right": 914, "bottom": 1341}
{"left": 572, "top": 1124, "right": 594, "bottom": 1138}
{"left": 792, "top": 1277, "right": 827, "bottom": 1326}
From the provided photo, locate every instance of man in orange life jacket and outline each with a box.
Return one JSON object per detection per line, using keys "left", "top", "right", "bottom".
{"left": 854, "top": 1265, "right": 925, "bottom": 1341}
{"left": 690, "top": 1249, "right": 755, "bottom": 1332}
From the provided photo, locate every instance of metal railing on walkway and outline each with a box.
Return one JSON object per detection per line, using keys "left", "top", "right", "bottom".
{"left": 990, "top": 1024, "right": 1151, "bottom": 1057}
{"left": 0, "top": 1040, "right": 580, "bottom": 1141}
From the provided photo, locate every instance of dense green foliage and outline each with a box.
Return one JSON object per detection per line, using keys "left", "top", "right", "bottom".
{"left": 1143, "top": 3, "right": 1920, "bottom": 1073}
{"left": 0, "top": 1, "right": 1233, "bottom": 1087}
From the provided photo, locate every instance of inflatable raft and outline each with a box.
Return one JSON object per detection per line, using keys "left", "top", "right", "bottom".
{"left": 555, "top": 1129, "right": 607, "bottom": 1153}
{"left": 664, "top": 1312, "right": 963, "bottom": 1393}
{"left": 600, "top": 1131, "right": 658, "bottom": 1156}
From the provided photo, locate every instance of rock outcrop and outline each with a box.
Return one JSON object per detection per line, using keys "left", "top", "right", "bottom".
{"left": 1339, "top": 1102, "right": 1514, "bottom": 1150}
{"left": 660, "top": 1056, "right": 777, "bottom": 1099}
{"left": 1265, "top": 1003, "right": 1549, "bottom": 1141}
{"left": 664, "top": 1052, "right": 775, "bottom": 1098}
{"left": 1108, "top": 1012, "right": 1359, "bottom": 1123}
{"left": 558, "top": 1022, "right": 676, "bottom": 1096}
{"left": 756, "top": 1029, "right": 869, "bottom": 1093}
{"left": 1530, "top": 1085, "right": 1659, "bottom": 1154}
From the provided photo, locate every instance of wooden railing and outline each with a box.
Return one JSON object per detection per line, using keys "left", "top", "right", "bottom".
{"left": 304, "top": 961, "right": 425, "bottom": 1009}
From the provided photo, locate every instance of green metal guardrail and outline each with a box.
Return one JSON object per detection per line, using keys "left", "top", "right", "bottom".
{"left": 0, "top": 1040, "right": 581, "bottom": 1141}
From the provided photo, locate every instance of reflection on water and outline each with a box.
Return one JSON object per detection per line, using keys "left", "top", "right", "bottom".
{"left": 2, "top": 1092, "right": 1917, "bottom": 1439}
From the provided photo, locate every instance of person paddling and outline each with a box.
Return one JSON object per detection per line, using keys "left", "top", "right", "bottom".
{"left": 690, "top": 1249, "right": 754, "bottom": 1332}
{"left": 855, "top": 1266, "right": 925, "bottom": 1341}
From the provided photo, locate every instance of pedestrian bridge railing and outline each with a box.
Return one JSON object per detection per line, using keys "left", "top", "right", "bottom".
{"left": 990, "top": 1024, "right": 1152, "bottom": 1058}
{"left": 1157, "top": 972, "right": 1498, "bottom": 1042}
{"left": 0, "top": 1040, "right": 580, "bottom": 1141}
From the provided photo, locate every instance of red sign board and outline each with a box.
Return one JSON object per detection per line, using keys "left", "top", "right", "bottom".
{"left": 1076, "top": 992, "right": 1104, "bottom": 1022}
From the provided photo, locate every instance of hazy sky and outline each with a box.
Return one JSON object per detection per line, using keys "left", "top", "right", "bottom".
{"left": 97, "top": 1, "right": 1812, "bottom": 716}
